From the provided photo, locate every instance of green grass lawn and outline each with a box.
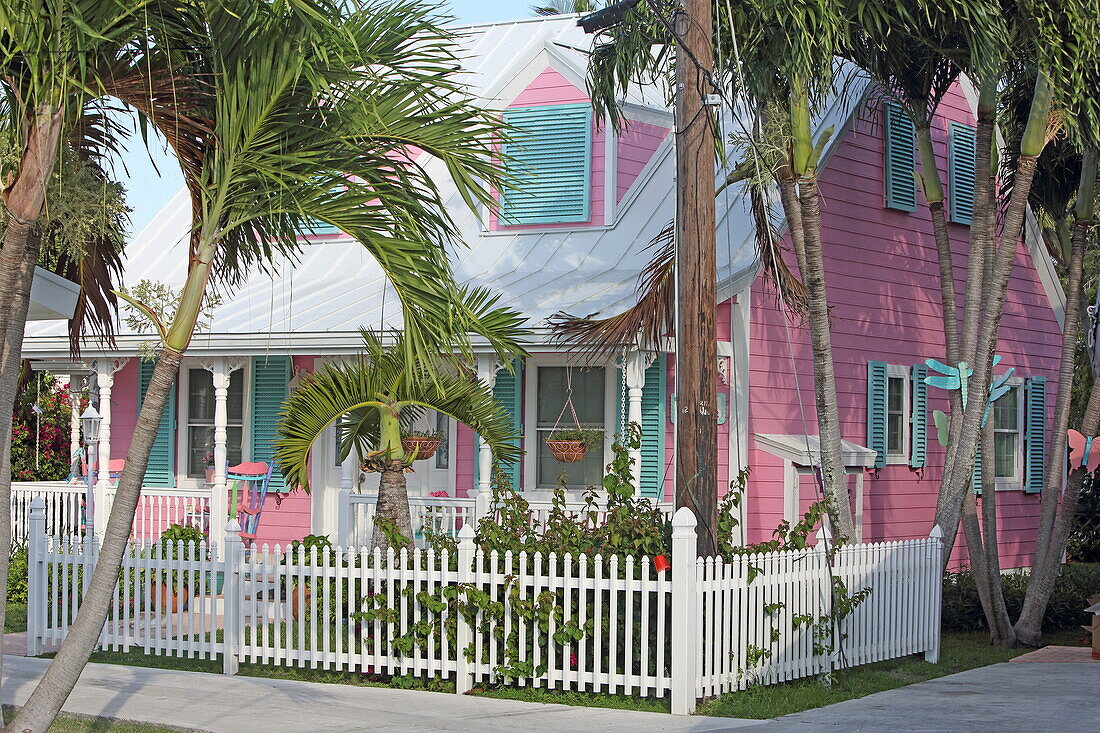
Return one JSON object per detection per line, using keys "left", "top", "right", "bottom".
{"left": 2, "top": 706, "right": 190, "bottom": 732}
{"left": 70, "top": 626, "right": 1091, "bottom": 719}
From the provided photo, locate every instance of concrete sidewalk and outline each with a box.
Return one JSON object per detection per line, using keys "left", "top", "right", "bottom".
{"left": 753, "top": 662, "right": 1100, "bottom": 732}
{"left": 1, "top": 656, "right": 759, "bottom": 733}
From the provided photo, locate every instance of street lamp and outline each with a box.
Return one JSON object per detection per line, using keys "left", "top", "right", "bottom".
{"left": 80, "top": 406, "right": 101, "bottom": 535}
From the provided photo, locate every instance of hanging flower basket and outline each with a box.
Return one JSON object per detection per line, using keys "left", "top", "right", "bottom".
{"left": 401, "top": 434, "right": 442, "bottom": 461}
{"left": 545, "top": 440, "right": 588, "bottom": 463}
{"left": 545, "top": 428, "right": 603, "bottom": 463}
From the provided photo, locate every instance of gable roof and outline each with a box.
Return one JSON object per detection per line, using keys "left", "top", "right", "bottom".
{"left": 21, "top": 15, "right": 855, "bottom": 358}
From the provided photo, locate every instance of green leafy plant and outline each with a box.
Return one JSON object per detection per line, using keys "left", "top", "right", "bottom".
{"left": 545, "top": 427, "right": 604, "bottom": 450}
{"left": 401, "top": 429, "right": 444, "bottom": 440}
{"left": 8, "top": 543, "right": 28, "bottom": 606}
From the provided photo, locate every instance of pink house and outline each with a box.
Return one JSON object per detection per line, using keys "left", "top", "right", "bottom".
{"left": 19, "top": 16, "right": 1063, "bottom": 567}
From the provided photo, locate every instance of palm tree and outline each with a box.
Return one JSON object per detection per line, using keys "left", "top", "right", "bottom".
{"left": 531, "top": 0, "right": 592, "bottom": 16}
{"left": 10, "top": 0, "right": 513, "bottom": 728}
{"left": 277, "top": 324, "right": 526, "bottom": 550}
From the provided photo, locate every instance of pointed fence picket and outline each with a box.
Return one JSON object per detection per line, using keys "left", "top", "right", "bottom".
{"left": 26, "top": 500, "right": 943, "bottom": 715}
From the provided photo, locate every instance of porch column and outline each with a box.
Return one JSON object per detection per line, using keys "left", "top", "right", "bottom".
{"left": 474, "top": 356, "right": 503, "bottom": 496}
{"left": 65, "top": 375, "right": 80, "bottom": 467}
{"left": 206, "top": 358, "right": 243, "bottom": 547}
{"left": 624, "top": 349, "right": 654, "bottom": 497}
{"left": 93, "top": 358, "right": 128, "bottom": 536}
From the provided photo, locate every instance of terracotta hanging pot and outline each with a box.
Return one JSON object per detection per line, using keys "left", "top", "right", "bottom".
{"left": 401, "top": 437, "right": 441, "bottom": 460}
{"left": 545, "top": 439, "right": 588, "bottom": 463}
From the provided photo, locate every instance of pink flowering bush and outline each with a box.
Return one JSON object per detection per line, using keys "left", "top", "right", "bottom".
{"left": 11, "top": 373, "right": 78, "bottom": 481}
{"left": 428, "top": 490, "right": 449, "bottom": 498}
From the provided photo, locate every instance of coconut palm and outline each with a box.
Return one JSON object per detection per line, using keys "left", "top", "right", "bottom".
{"left": 277, "top": 322, "right": 526, "bottom": 550}
{"left": 10, "top": 0, "right": 513, "bottom": 728}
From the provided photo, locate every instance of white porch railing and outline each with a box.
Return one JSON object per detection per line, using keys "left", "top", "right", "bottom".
{"left": 12, "top": 482, "right": 84, "bottom": 540}
{"left": 28, "top": 500, "right": 943, "bottom": 715}
{"left": 12, "top": 481, "right": 211, "bottom": 543}
{"left": 337, "top": 489, "right": 676, "bottom": 547}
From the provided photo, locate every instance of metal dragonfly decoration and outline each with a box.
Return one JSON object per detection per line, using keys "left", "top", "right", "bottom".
{"left": 926, "top": 356, "right": 1014, "bottom": 447}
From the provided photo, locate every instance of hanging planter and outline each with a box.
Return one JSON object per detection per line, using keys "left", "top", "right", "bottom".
{"left": 401, "top": 430, "right": 443, "bottom": 461}
{"left": 545, "top": 428, "right": 603, "bottom": 463}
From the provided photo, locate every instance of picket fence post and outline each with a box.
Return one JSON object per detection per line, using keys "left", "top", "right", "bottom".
{"left": 454, "top": 523, "right": 476, "bottom": 694}
{"left": 670, "top": 507, "right": 698, "bottom": 715}
{"left": 222, "top": 519, "right": 243, "bottom": 675}
{"left": 26, "top": 497, "right": 46, "bottom": 657}
{"left": 925, "top": 524, "right": 944, "bottom": 663}
{"left": 472, "top": 487, "right": 490, "bottom": 526}
{"left": 815, "top": 524, "right": 835, "bottom": 680}
{"left": 336, "top": 488, "right": 352, "bottom": 547}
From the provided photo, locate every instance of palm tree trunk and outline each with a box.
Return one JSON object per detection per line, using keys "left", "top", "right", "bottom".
{"left": 979, "top": 420, "right": 1015, "bottom": 646}
{"left": 797, "top": 175, "right": 856, "bottom": 540}
{"left": 961, "top": 492, "right": 997, "bottom": 631}
{"left": 916, "top": 124, "right": 959, "bottom": 366}
{"left": 0, "top": 106, "right": 65, "bottom": 727}
{"left": 9, "top": 348, "right": 183, "bottom": 733}
{"left": 372, "top": 461, "right": 414, "bottom": 550}
{"left": 1028, "top": 150, "right": 1095, "bottom": 579}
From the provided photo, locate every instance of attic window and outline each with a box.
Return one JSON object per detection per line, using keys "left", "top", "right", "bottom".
{"left": 499, "top": 103, "right": 591, "bottom": 225}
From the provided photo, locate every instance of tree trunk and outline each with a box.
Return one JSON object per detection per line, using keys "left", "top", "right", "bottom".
{"left": 916, "top": 123, "right": 959, "bottom": 366}
{"left": 935, "top": 154, "right": 1041, "bottom": 566}
{"left": 961, "top": 492, "right": 997, "bottom": 632}
{"left": 979, "top": 420, "right": 1015, "bottom": 646}
{"left": 8, "top": 348, "right": 183, "bottom": 733}
{"left": 1028, "top": 152, "right": 1094, "bottom": 578}
{"left": 372, "top": 461, "right": 414, "bottom": 551}
{"left": 797, "top": 175, "right": 857, "bottom": 540}
{"left": 1015, "top": 365, "right": 1100, "bottom": 645}
{"left": 0, "top": 106, "right": 65, "bottom": 727}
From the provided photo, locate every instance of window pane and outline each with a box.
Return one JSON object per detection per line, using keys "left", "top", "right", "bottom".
{"left": 887, "top": 377, "right": 905, "bottom": 413}
{"left": 227, "top": 369, "right": 244, "bottom": 422}
{"left": 993, "top": 387, "right": 1018, "bottom": 430}
{"left": 188, "top": 369, "right": 215, "bottom": 422}
{"left": 434, "top": 413, "right": 450, "bottom": 470}
{"left": 887, "top": 413, "right": 904, "bottom": 453}
{"left": 188, "top": 425, "right": 243, "bottom": 477}
{"left": 537, "top": 439, "right": 604, "bottom": 488}
{"left": 536, "top": 367, "right": 605, "bottom": 426}
{"left": 994, "top": 432, "right": 1016, "bottom": 478}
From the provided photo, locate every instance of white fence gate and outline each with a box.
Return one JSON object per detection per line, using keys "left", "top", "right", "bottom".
{"left": 27, "top": 499, "right": 942, "bottom": 714}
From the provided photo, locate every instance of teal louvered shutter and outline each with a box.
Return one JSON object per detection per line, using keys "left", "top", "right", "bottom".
{"left": 251, "top": 355, "right": 291, "bottom": 491}
{"left": 910, "top": 363, "right": 928, "bottom": 468}
{"left": 972, "top": 442, "right": 983, "bottom": 495}
{"left": 640, "top": 357, "right": 667, "bottom": 498}
{"left": 867, "top": 361, "right": 888, "bottom": 468}
{"left": 949, "top": 123, "right": 977, "bottom": 225}
{"left": 137, "top": 361, "right": 176, "bottom": 487}
{"left": 884, "top": 102, "right": 917, "bottom": 212}
{"left": 483, "top": 360, "right": 523, "bottom": 490}
{"left": 1025, "top": 376, "right": 1047, "bottom": 493}
{"left": 500, "top": 104, "right": 591, "bottom": 225}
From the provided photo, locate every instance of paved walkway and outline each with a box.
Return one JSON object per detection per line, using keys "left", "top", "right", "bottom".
{"left": 1, "top": 656, "right": 759, "bottom": 733}
{"left": 754, "top": 662, "right": 1100, "bottom": 732}
{"left": 1011, "top": 645, "right": 1098, "bottom": 663}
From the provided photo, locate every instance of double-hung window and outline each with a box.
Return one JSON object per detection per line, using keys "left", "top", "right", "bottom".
{"left": 185, "top": 367, "right": 245, "bottom": 478}
{"left": 993, "top": 384, "right": 1023, "bottom": 486}
{"left": 532, "top": 365, "right": 607, "bottom": 489}
{"left": 885, "top": 366, "right": 909, "bottom": 461}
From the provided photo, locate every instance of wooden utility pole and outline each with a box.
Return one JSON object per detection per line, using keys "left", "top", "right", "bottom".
{"left": 673, "top": 0, "right": 718, "bottom": 556}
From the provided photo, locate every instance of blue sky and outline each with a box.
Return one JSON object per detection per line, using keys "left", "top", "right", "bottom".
{"left": 120, "top": 0, "right": 542, "bottom": 235}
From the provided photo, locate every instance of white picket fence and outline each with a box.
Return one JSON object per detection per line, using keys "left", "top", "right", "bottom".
{"left": 26, "top": 499, "right": 942, "bottom": 714}
{"left": 338, "top": 489, "right": 675, "bottom": 548}
{"left": 12, "top": 483, "right": 83, "bottom": 540}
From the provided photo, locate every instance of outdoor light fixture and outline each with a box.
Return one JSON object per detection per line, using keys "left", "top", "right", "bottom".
{"left": 80, "top": 406, "right": 102, "bottom": 444}
{"left": 577, "top": 0, "right": 643, "bottom": 33}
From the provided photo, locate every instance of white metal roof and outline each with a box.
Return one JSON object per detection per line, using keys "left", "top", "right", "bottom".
{"left": 23, "top": 15, "right": 863, "bottom": 358}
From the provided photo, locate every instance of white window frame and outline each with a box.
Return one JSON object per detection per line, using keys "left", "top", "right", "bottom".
{"left": 523, "top": 356, "right": 616, "bottom": 494}
{"left": 994, "top": 378, "right": 1025, "bottom": 491}
{"left": 885, "top": 364, "right": 910, "bottom": 465}
{"left": 174, "top": 359, "right": 252, "bottom": 489}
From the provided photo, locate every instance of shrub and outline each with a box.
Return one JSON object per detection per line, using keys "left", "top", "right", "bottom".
{"left": 8, "top": 543, "right": 28, "bottom": 605}
{"left": 1068, "top": 473, "right": 1100, "bottom": 563}
{"left": 941, "top": 563, "right": 1100, "bottom": 633}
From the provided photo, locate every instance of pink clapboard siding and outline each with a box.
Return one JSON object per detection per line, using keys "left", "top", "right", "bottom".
{"left": 107, "top": 360, "right": 141, "bottom": 461}
{"left": 490, "top": 68, "right": 605, "bottom": 230}
{"left": 616, "top": 121, "right": 669, "bottom": 203}
{"left": 745, "top": 86, "right": 1061, "bottom": 568}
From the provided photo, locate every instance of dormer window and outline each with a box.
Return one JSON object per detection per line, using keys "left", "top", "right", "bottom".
{"left": 500, "top": 103, "right": 591, "bottom": 225}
